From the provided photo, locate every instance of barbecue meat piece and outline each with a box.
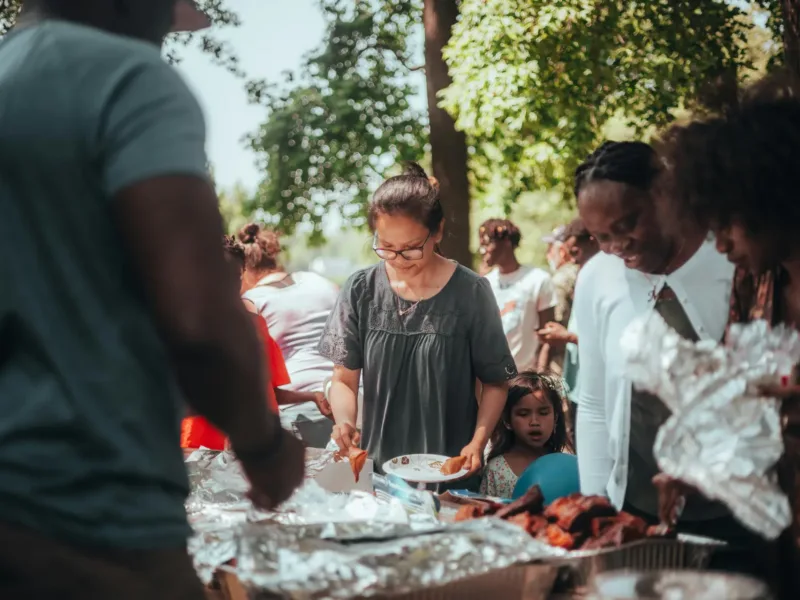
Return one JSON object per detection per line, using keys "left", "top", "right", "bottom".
{"left": 537, "top": 525, "right": 576, "bottom": 550}
{"left": 526, "top": 515, "right": 550, "bottom": 535}
{"left": 454, "top": 505, "right": 486, "bottom": 522}
{"left": 544, "top": 493, "right": 617, "bottom": 534}
{"left": 507, "top": 512, "right": 535, "bottom": 531}
{"left": 493, "top": 485, "right": 545, "bottom": 519}
{"left": 580, "top": 522, "right": 646, "bottom": 550}
{"left": 591, "top": 512, "right": 648, "bottom": 537}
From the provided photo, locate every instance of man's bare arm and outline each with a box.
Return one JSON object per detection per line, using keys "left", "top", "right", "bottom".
{"left": 114, "top": 175, "right": 279, "bottom": 452}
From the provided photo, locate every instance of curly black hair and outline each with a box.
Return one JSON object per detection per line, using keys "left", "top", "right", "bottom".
{"left": 478, "top": 218, "right": 522, "bottom": 248}
{"left": 657, "top": 72, "right": 800, "bottom": 236}
{"left": 574, "top": 140, "right": 660, "bottom": 198}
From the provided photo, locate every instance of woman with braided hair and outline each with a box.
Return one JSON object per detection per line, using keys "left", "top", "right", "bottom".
{"left": 657, "top": 71, "right": 800, "bottom": 598}
{"left": 571, "top": 141, "right": 761, "bottom": 547}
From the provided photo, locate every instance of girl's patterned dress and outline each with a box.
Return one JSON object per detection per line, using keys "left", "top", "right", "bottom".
{"left": 480, "top": 455, "right": 520, "bottom": 498}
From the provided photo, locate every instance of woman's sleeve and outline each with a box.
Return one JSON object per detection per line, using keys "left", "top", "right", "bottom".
{"left": 573, "top": 269, "right": 612, "bottom": 496}
{"left": 318, "top": 272, "right": 364, "bottom": 371}
{"left": 469, "top": 278, "right": 518, "bottom": 383}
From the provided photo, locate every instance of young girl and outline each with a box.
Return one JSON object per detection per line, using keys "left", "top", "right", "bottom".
{"left": 480, "top": 372, "right": 572, "bottom": 498}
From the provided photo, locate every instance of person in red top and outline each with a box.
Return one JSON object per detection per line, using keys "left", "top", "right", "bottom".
{"left": 180, "top": 237, "right": 326, "bottom": 449}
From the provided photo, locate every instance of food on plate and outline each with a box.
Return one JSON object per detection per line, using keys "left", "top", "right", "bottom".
{"left": 440, "top": 455, "right": 467, "bottom": 475}
{"left": 455, "top": 485, "right": 669, "bottom": 551}
{"left": 348, "top": 447, "right": 368, "bottom": 483}
{"left": 401, "top": 456, "right": 410, "bottom": 465}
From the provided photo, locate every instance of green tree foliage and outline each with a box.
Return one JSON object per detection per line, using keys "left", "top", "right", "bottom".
{"left": 245, "top": 0, "right": 426, "bottom": 243}
{"left": 441, "top": 0, "right": 753, "bottom": 204}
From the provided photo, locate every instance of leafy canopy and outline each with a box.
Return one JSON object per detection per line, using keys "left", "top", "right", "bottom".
{"left": 245, "top": 0, "right": 426, "bottom": 242}
{"left": 441, "top": 0, "right": 752, "bottom": 204}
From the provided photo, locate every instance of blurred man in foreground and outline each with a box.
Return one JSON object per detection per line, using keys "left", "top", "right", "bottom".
{"left": 0, "top": 1, "right": 304, "bottom": 598}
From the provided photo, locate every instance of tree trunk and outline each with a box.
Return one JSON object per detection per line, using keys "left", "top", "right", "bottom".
{"left": 783, "top": 0, "right": 800, "bottom": 77}
{"left": 422, "top": 0, "right": 472, "bottom": 267}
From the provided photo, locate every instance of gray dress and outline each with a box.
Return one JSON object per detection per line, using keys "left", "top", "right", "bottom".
{"left": 318, "top": 263, "right": 517, "bottom": 472}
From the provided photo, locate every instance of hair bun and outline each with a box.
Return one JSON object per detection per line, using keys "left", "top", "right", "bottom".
{"left": 238, "top": 223, "right": 261, "bottom": 244}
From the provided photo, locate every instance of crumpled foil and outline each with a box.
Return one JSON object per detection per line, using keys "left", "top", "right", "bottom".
{"left": 234, "top": 518, "right": 565, "bottom": 599}
{"left": 621, "top": 315, "right": 800, "bottom": 539}
{"left": 185, "top": 447, "right": 339, "bottom": 582}
{"left": 592, "top": 569, "right": 770, "bottom": 600}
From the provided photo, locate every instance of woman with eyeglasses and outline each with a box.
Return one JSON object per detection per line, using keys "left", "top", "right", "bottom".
{"left": 319, "top": 163, "right": 517, "bottom": 484}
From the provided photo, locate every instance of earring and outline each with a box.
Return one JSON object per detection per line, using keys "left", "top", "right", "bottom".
{"left": 504, "top": 422, "right": 512, "bottom": 430}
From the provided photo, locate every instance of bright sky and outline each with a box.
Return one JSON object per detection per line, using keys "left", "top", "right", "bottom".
{"left": 175, "top": 0, "right": 325, "bottom": 194}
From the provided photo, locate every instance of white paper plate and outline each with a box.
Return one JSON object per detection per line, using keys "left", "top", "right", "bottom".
{"left": 382, "top": 454, "right": 469, "bottom": 484}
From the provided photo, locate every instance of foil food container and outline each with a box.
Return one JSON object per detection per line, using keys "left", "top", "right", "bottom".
{"left": 234, "top": 518, "right": 566, "bottom": 599}
{"left": 621, "top": 316, "right": 800, "bottom": 539}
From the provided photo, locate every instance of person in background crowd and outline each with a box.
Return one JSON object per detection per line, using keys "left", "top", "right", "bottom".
{"left": 239, "top": 223, "right": 337, "bottom": 447}
{"left": 0, "top": 1, "right": 304, "bottom": 598}
{"left": 656, "top": 72, "right": 800, "bottom": 598}
{"left": 479, "top": 219, "right": 556, "bottom": 372}
{"left": 180, "top": 236, "right": 293, "bottom": 450}
{"left": 480, "top": 372, "right": 572, "bottom": 498}
{"left": 322, "top": 163, "right": 516, "bottom": 485}
{"left": 543, "top": 225, "right": 569, "bottom": 273}
{"left": 537, "top": 218, "right": 599, "bottom": 436}
{"left": 540, "top": 225, "right": 580, "bottom": 374}
{"left": 573, "top": 140, "right": 771, "bottom": 579}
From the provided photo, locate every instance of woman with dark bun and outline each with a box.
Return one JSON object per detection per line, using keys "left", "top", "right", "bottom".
{"left": 657, "top": 72, "right": 800, "bottom": 598}
{"left": 239, "top": 223, "right": 339, "bottom": 447}
{"left": 319, "top": 162, "right": 517, "bottom": 486}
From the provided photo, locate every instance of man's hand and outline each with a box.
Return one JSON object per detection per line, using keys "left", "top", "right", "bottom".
{"left": 313, "top": 392, "right": 334, "bottom": 420}
{"left": 240, "top": 429, "right": 306, "bottom": 510}
{"left": 652, "top": 473, "right": 696, "bottom": 526}
{"left": 537, "top": 322, "right": 577, "bottom": 348}
{"left": 331, "top": 422, "right": 360, "bottom": 451}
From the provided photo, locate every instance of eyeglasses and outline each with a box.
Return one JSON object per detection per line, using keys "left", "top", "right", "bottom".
{"left": 373, "top": 232, "right": 430, "bottom": 261}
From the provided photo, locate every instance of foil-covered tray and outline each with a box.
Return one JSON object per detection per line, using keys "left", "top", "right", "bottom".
{"left": 233, "top": 518, "right": 565, "bottom": 599}
{"left": 551, "top": 535, "right": 724, "bottom": 590}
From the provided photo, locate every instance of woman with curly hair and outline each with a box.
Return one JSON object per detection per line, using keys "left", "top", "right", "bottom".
{"left": 657, "top": 72, "right": 800, "bottom": 598}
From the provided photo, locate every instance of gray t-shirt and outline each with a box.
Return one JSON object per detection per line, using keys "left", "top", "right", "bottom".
{"left": 319, "top": 263, "right": 517, "bottom": 470}
{"left": 0, "top": 21, "right": 208, "bottom": 547}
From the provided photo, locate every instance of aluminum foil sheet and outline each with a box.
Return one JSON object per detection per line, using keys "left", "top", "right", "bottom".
{"left": 186, "top": 447, "right": 339, "bottom": 582}
{"left": 234, "top": 518, "right": 566, "bottom": 599}
{"left": 622, "top": 315, "right": 800, "bottom": 539}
